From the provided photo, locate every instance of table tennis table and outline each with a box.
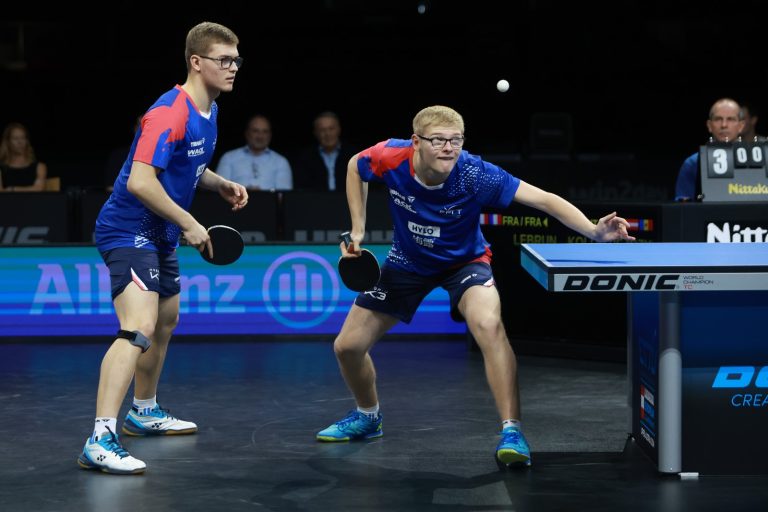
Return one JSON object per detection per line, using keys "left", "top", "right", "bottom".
{"left": 520, "top": 242, "right": 768, "bottom": 475}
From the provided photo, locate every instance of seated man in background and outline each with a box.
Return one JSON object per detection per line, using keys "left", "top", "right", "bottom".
{"left": 674, "top": 97, "right": 743, "bottom": 202}
{"left": 216, "top": 114, "right": 292, "bottom": 191}
{"left": 291, "top": 111, "right": 357, "bottom": 193}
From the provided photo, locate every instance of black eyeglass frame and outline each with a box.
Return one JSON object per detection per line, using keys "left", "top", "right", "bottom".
{"left": 416, "top": 134, "right": 465, "bottom": 149}
{"left": 199, "top": 55, "right": 243, "bottom": 69}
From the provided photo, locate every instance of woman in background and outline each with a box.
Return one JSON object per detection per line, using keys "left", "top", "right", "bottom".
{"left": 0, "top": 122, "right": 47, "bottom": 192}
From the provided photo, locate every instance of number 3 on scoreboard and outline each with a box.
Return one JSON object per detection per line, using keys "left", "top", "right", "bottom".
{"left": 707, "top": 147, "right": 734, "bottom": 178}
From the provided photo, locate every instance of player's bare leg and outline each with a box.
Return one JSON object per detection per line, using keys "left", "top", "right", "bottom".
{"left": 334, "top": 305, "right": 398, "bottom": 407}
{"left": 460, "top": 285, "right": 531, "bottom": 467}
{"left": 316, "top": 305, "right": 398, "bottom": 442}
{"left": 79, "top": 283, "right": 157, "bottom": 474}
{"left": 459, "top": 285, "right": 519, "bottom": 420}
{"left": 96, "top": 283, "right": 159, "bottom": 418}
{"left": 134, "top": 294, "right": 179, "bottom": 399}
{"left": 124, "top": 293, "right": 196, "bottom": 436}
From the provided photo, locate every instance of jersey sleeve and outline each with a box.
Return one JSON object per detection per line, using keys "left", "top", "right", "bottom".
{"left": 476, "top": 160, "right": 521, "bottom": 208}
{"left": 133, "top": 101, "right": 189, "bottom": 171}
{"left": 356, "top": 139, "right": 413, "bottom": 183}
{"left": 356, "top": 141, "right": 389, "bottom": 183}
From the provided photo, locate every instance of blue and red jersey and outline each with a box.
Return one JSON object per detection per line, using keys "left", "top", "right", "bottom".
{"left": 357, "top": 139, "right": 520, "bottom": 275}
{"left": 96, "top": 86, "right": 218, "bottom": 254}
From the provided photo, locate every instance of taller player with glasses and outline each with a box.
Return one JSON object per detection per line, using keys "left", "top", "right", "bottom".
{"left": 316, "top": 105, "right": 634, "bottom": 468}
{"left": 77, "top": 22, "right": 248, "bottom": 475}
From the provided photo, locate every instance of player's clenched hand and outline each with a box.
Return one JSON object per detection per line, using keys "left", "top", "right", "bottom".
{"left": 595, "top": 212, "right": 636, "bottom": 242}
{"left": 182, "top": 221, "right": 212, "bottom": 258}
{"left": 219, "top": 180, "right": 249, "bottom": 211}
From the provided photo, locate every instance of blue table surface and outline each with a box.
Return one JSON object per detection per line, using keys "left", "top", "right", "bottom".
{"left": 522, "top": 242, "right": 768, "bottom": 269}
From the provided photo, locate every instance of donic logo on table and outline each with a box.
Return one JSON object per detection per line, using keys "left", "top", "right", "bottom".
{"left": 711, "top": 366, "right": 768, "bottom": 408}
{"left": 262, "top": 251, "right": 340, "bottom": 328}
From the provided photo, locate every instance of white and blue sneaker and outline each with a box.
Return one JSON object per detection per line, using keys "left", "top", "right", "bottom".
{"left": 77, "top": 427, "right": 146, "bottom": 474}
{"left": 316, "top": 410, "right": 383, "bottom": 441}
{"left": 122, "top": 404, "right": 197, "bottom": 436}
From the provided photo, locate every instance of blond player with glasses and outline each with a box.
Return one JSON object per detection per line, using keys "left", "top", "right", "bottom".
{"left": 316, "top": 105, "right": 634, "bottom": 468}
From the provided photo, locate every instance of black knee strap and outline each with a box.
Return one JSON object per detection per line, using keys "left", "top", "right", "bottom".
{"left": 117, "top": 330, "right": 151, "bottom": 353}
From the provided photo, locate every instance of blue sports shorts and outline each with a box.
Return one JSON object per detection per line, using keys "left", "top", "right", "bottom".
{"left": 354, "top": 261, "right": 495, "bottom": 323}
{"left": 101, "top": 247, "right": 181, "bottom": 299}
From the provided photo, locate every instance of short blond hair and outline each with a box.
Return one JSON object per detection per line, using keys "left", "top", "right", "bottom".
{"left": 185, "top": 22, "right": 239, "bottom": 71}
{"left": 412, "top": 105, "right": 464, "bottom": 134}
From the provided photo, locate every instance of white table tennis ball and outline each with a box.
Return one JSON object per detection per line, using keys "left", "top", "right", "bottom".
{"left": 496, "top": 79, "right": 510, "bottom": 93}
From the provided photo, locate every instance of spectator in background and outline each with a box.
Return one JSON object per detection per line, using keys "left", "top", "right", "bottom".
{"left": 104, "top": 115, "right": 142, "bottom": 192}
{"left": 291, "top": 111, "right": 357, "bottom": 193}
{"left": 674, "top": 98, "right": 744, "bottom": 202}
{"left": 739, "top": 101, "right": 766, "bottom": 143}
{"left": 0, "top": 122, "right": 47, "bottom": 192}
{"left": 216, "top": 114, "right": 292, "bottom": 191}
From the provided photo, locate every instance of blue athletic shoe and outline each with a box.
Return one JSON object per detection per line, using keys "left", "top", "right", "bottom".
{"left": 316, "top": 410, "right": 383, "bottom": 442}
{"left": 122, "top": 404, "right": 197, "bottom": 436}
{"left": 496, "top": 427, "right": 532, "bottom": 467}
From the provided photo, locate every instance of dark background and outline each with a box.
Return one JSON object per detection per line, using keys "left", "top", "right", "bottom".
{"left": 2, "top": 0, "right": 768, "bottom": 190}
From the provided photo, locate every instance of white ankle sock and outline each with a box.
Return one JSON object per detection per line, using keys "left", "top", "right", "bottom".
{"left": 133, "top": 396, "right": 157, "bottom": 415}
{"left": 357, "top": 404, "right": 380, "bottom": 419}
{"left": 502, "top": 419, "right": 521, "bottom": 431}
{"left": 93, "top": 417, "right": 117, "bottom": 441}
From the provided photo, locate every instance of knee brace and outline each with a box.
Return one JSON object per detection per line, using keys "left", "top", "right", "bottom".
{"left": 117, "top": 330, "right": 151, "bottom": 353}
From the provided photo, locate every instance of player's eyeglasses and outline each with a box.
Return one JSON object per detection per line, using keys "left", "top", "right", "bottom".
{"left": 417, "top": 134, "right": 465, "bottom": 149}
{"left": 199, "top": 55, "right": 243, "bottom": 70}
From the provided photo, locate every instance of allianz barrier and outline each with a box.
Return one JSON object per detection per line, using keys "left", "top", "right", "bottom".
{"left": 0, "top": 244, "right": 462, "bottom": 338}
{"left": 2, "top": 192, "right": 766, "bottom": 348}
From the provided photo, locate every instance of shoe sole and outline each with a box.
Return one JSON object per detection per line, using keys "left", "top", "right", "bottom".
{"left": 77, "top": 455, "right": 146, "bottom": 475}
{"left": 122, "top": 425, "right": 198, "bottom": 436}
{"left": 316, "top": 430, "right": 383, "bottom": 442}
{"left": 496, "top": 449, "right": 532, "bottom": 467}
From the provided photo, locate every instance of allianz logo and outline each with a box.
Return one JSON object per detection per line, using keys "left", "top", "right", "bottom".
{"left": 707, "top": 222, "right": 768, "bottom": 243}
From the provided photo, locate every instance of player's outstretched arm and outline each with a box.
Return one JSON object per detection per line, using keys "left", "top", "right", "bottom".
{"left": 199, "top": 169, "right": 248, "bottom": 211}
{"left": 513, "top": 181, "right": 635, "bottom": 242}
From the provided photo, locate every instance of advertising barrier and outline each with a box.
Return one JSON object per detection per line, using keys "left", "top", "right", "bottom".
{"left": 0, "top": 244, "right": 462, "bottom": 338}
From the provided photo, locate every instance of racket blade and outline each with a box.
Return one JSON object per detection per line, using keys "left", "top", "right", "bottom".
{"left": 203, "top": 225, "right": 244, "bottom": 265}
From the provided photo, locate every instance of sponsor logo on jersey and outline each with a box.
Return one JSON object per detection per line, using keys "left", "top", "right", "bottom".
{"left": 439, "top": 204, "right": 463, "bottom": 217}
{"left": 407, "top": 222, "right": 441, "bottom": 237}
{"left": 389, "top": 189, "right": 417, "bottom": 213}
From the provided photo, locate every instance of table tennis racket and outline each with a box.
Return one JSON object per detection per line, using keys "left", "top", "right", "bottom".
{"left": 201, "top": 225, "right": 244, "bottom": 265}
{"left": 338, "top": 231, "right": 380, "bottom": 292}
